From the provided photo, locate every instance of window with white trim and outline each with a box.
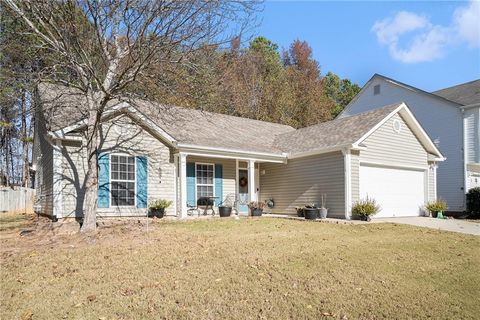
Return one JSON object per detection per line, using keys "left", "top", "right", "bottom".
{"left": 196, "top": 163, "right": 214, "bottom": 198}
{"left": 111, "top": 155, "right": 135, "bottom": 206}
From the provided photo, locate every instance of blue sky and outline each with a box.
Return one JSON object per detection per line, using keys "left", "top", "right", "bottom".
{"left": 256, "top": 1, "right": 480, "bottom": 91}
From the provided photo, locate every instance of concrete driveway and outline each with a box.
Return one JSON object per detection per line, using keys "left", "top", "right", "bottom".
{"left": 374, "top": 217, "right": 480, "bottom": 236}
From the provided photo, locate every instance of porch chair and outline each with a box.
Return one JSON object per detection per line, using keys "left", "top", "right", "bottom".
{"left": 187, "top": 202, "right": 200, "bottom": 216}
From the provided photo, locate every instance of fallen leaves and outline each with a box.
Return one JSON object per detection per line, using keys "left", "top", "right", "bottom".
{"left": 21, "top": 311, "right": 33, "bottom": 320}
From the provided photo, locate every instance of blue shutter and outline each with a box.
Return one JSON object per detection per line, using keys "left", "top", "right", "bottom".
{"left": 98, "top": 153, "right": 110, "bottom": 208}
{"left": 136, "top": 156, "right": 148, "bottom": 208}
{"left": 187, "top": 162, "right": 196, "bottom": 206}
{"left": 215, "top": 164, "right": 223, "bottom": 206}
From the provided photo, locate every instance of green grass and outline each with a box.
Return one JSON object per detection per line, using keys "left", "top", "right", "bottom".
{"left": 0, "top": 212, "right": 33, "bottom": 232}
{"left": 1, "top": 217, "right": 479, "bottom": 319}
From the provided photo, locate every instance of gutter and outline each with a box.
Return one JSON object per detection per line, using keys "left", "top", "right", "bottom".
{"left": 177, "top": 143, "right": 288, "bottom": 163}
{"left": 460, "top": 102, "right": 480, "bottom": 110}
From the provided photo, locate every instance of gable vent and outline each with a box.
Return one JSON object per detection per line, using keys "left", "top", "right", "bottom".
{"left": 373, "top": 84, "right": 381, "bottom": 95}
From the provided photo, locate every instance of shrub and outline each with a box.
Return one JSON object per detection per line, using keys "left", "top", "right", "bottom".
{"left": 149, "top": 199, "right": 172, "bottom": 210}
{"left": 248, "top": 201, "right": 265, "bottom": 210}
{"left": 352, "top": 197, "right": 380, "bottom": 217}
{"left": 424, "top": 199, "right": 448, "bottom": 213}
{"left": 466, "top": 187, "right": 480, "bottom": 218}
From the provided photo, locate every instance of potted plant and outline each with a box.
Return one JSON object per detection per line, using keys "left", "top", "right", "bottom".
{"left": 295, "top": 207, "right": 304, "bottom": 217}
{"left": 319, "top": 194, "right": 328, "bottom": 219}
{"left": 218, "top": 198, "right": 233, "bottom": 217}
{"left": 304, "top": 203, "right": 319, "bottom": 220}
{"left": 249, "top": 201, "right": 265, "bottom": 216}
{"left": 424, "top": 199, "right": 448, "bottom": 218}
{"left": 352, "top": 197, "right": 380, "bottom": 222}
{"left": 149, "top": 199, "right": 172, "bottom": 218}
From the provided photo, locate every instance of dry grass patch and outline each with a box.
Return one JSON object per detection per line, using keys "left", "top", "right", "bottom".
{"left": 1, "top": 216, "right": 479, "bottom": 319}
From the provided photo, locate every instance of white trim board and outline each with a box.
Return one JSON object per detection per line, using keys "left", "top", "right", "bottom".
{"left": 359, "top": 160, "right": 428, "bottom": 171}
{"left": 352, "top": 103, "right": 445, "bottom": 160}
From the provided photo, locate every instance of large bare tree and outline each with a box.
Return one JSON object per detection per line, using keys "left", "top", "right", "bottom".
{"left": 3, "top": 0, "right": 259, "bottom": 232}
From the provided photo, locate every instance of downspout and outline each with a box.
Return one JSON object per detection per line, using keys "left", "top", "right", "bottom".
{"left": 462, "top": 108, "right": 468, "bottom": 210}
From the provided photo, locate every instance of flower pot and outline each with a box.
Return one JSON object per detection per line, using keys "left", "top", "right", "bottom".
{"left": 360, "top": 215, "right": 371, "bottom": 222}
{"left": 431, "top": 211, "right": 438, "bottom": 218}
{"left": 296, "top": 208, "right": 304, "bottom": 217}
{"left": 149, "top": 208, "right": 165, "bottom": 218}
{"left": 219, "top": 206, "right": 232, "bottom": 217}
{"left": 304, "top": 208, "right": 318, "bottom": 220}
{"left": 319, "top": 208, "right": 328, "bottom": 219}
{"left": 251, "top": 208, "right": 263, "bottom": 216}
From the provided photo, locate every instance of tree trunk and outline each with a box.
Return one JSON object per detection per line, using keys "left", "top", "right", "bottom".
{"left": 5, "top": 133, "right": 10, "bottom": 187}
{"left": 80, "top": 109, "right": 100, "bottom": 233}
{"left": 21, "top": 91, "right": 29, "bottom": 187}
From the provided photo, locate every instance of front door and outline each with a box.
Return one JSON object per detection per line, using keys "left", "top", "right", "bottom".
{"left": 238, "top": 169, "right": 249, "bottom": 213}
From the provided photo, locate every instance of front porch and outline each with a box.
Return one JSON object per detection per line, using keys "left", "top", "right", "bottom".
{"left": 174, "top": 150, "right": 287, "bottom": 218}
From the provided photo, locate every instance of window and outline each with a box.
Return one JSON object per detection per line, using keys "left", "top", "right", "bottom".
{"left": 111, "top": 155, "right": 135, "bottom": 206}
{"left": 196, "top": 163, "right": 214, "bottom": 198}
{"left": 373, "top": 84, "right": 381, "bottom": 95}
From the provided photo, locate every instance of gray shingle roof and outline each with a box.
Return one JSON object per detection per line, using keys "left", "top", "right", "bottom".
{"left": 273, "top": 103, "right": 402, "bottom": 154}
{"left": 130, "top": 100, "right": 295, "bottom": 154}
{"left": 37, "top": 83, "right": 295, "bottom": 154}
{"left": 432, "top": 79, "right": 480, "bottom": 106}
{"left": 37, "top": 83, "right": 403, "bottom": 156}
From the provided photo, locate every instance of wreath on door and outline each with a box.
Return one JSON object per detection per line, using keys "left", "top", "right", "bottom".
{"left": 239, "top": 176, "right": 248, "bottom": 188}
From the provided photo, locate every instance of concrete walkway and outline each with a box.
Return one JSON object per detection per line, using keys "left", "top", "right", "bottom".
{"left": 373, "top": 217, "right": 480, "bottom": 236}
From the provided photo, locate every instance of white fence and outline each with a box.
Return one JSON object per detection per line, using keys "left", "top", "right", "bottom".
{"left": 0, "top": 187, "right": 35, "bottom": 214}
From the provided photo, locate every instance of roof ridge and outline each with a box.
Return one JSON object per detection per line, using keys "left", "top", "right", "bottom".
{"left": 432, "top": 79, "right": 480, "bottom": 93}
{"left": 373, "top": 74, "right": 464, "bottom": 106}
{"left": 291, "top": 101, "right": 402, "bottom": 133}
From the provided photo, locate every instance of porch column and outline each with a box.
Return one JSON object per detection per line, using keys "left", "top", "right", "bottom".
{"left": 248, "top": 160, "right": 256, "bottom": 203}
{"left": 432, "top": 162, "right": 438, "bottom": 201}
{"left": 179, "top": 153, "right": 188, "bottom": 218}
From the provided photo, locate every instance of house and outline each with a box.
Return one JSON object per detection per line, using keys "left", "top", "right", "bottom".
{"left": 33, "top": 84, "right": 443, "bottom": 220}
{"left": 339, "top": 75, "right": 480, "bottom": 212}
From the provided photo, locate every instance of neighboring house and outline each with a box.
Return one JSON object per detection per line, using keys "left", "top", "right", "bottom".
{"left": 339, "top": 75, "right": 480, "bottom": 212}
{"left": 33, "top": 84, "right": 443, "bottom": 220}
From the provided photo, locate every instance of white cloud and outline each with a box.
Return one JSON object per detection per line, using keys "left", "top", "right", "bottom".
{"left": 453, "top": 0, "right": 480, "bottom": 48}
{"left": 372, "top": 0, "right": 480, "bottom": 63}
{"left": 388, "top": 25, "right": 450, "bottom": 63}
{"left": 372, "top": 11, "right": 429, "bottom": 45}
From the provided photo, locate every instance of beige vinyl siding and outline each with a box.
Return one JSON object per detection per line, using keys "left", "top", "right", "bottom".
{"left": 61, "top": 115, "right": 176, "bottom": 217}
{"left": 351, "top": 151, "right": 360, "bottom": 203}
{"left": 61, "top": 141, "right": 86, "bottom": 218}
{"left": 187, "top": 156, "right": 236, "bottom": 205}
{"left": 33, "top": 106, "right": 54, "bottom": 217}
{"left": 360, "top": 113, "right": 428, "bottom": 167}
{"left": 260, "top": 152, "right": 345, "bottom": 217}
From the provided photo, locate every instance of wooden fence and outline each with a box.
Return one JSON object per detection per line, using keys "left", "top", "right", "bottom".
{"left": 0, "top": 187, "right": 35, "bottom": 214}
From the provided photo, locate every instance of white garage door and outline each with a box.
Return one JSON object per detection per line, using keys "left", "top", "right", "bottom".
{"left": 359, "top": 165, "right": 425, "bottom": 218}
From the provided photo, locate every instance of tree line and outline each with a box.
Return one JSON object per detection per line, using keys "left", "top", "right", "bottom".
{"left": 134, "top": 36, "right": 360, "bottom": 129}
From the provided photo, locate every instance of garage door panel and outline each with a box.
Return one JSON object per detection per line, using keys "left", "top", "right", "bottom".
{"left": 359, "top": 165, "right": 425, "bottom": 218}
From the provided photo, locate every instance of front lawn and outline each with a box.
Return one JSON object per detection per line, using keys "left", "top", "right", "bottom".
{"left": 1, "top": 216, "right": 479, "bottom": 319}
